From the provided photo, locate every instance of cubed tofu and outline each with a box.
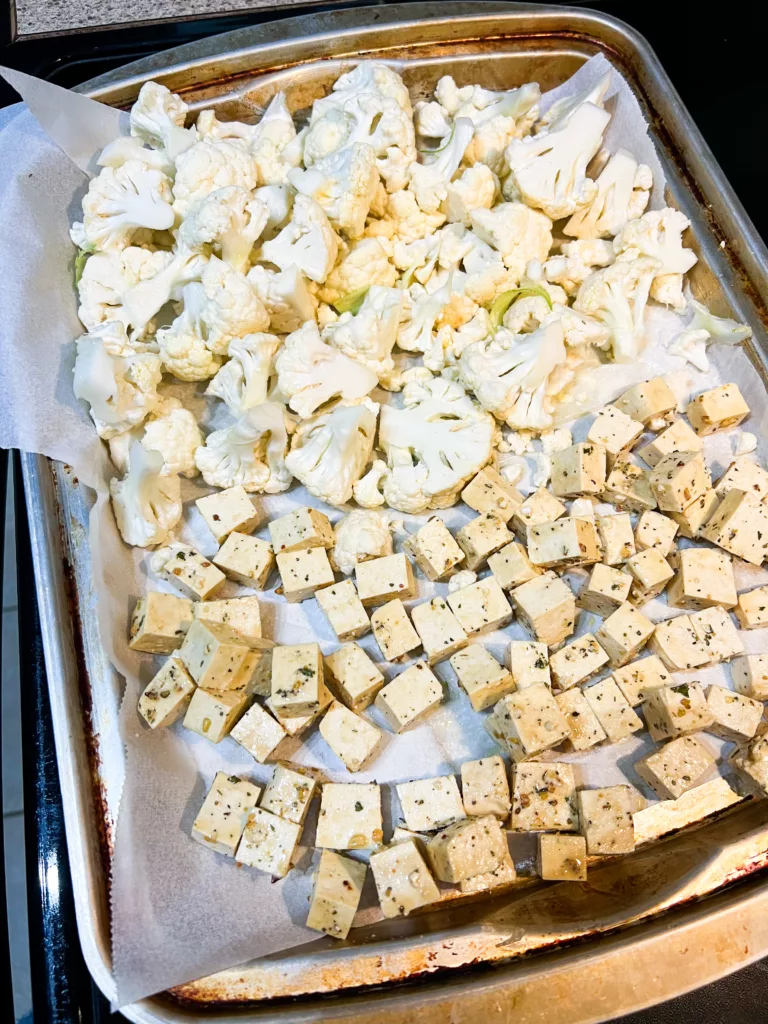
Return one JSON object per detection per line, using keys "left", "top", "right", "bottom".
{"left": 644, "top": 683, "right": 715, "bottom": 741}
{"left": 597, "top": 512, "right": 636, "bottom": 565}
{"left": 550, "top": 633, "right": 610, "bottom": 691}
{"left": 538, "top": 834, "right": 588, "bottom": 881}
{"left": 196, "top": 486, "right": 261, "bottom": 543}
{"left": 730, "top": 730, "right": 768, "bottom": 798}
{"left": 459, "top": 844, "right": 517, "bottom": 893}
{"left": 650, "top": 451, "right": 711, "bottom": 514}
{"left": 625, "top": 548, "right": 674, "bottom": 604}
{"left": 370, "top": 840, "right": 440, "bottom": 917}
{"left": 230, "top": 702, "right": 287, "bottom": 763}
{"left": 451, "top": 645, "right": 515, "bottom": 712}
{"left": 235, "top": 807, "right": 300, "bottom": 877}
{"left": 595, "top": 602, "right": 655, "bottom": 668}
{"left": 157, "top": 544, "right": 225, "bottom": 600}
{"left": 511, "top": 572, "right": 576, "bottom": 647}
{"left": 555, "top": 688, "right": 607, "bottom": 751}
{"left": 396, "top": 775, "right": 466, "bottom": 832}
{"left": 191, "top": 771, "right": 261, "bottom": 857}
{"left": 306, "top": 850, "right": 366, "bottom": 939}
{"left": 355, "top": 552, "right": 417, "bottom": 606}
{"left": 316, "top": 579, "right": 370, "bottom": 641}
{"left": 668, "top": 490, "right": 720, "bottom": 539}
{"left": 324, "top": 643, "right": 384, "bottom": 710}
{"left": 138, "top": 657, "right": 196, "bottom": 729}
{"left": 183, "top": 686, "right": 248, "bottom": 742}
{"left": 527, "top": 517, "right": 601, "bottom": 569}
{"left": 374, "top": 662, "right": 442, "bottom": 732}
{"left": 403, "top": 516, "right": 464, "bottom": 581}
{"left": 265, "top": 690, "right": 331, "bottom": 737}
{"left": 270, "top": 643, "right": 325, "bottom": 718}
{"left": 488, "top": 541, "right": 541, "bottom": 590}
{"left": 426, "top": 815, "right": 507, "bottom": 883}
{"left": 511, "top": 762, "right": 579, "bottom": 832}
{"left": 550, "top": 441, "right": 607, "bottom": 497}
{"left": 732, "top": 654, "right": 768, "bottom": 700}
{"left": 506, "top": 640, "right": 551, "bottom": 690}
{"left": 603, "top": 460, "right": 657, "bottom": 512}
{"left": 456, "top": 512, "right": 512, "bottom": 571}
{"left": 512, "top": 487, "right": 567, "bottom": 539}
{"left": 649, "top": 614, "right": 710, "bottom": 671}
{"left": 129, "top": 592, "right": 193, "bottom": 654}
{"left": 686, "top": 383, "right": 749, "bottom": 435}
{"left": 232, "top": 647, "right": 273, "bottom": 696}
{"left": 614, "top": 378, "right": 677, "bottom": 425}
{"left": 638, "top": 418, "right": 703, "bottom": 468}
{"left": 446, "top": 576, "right": 513, "bottom": 636}
{"left": 705, "top": 684, "right": 763, "bottom": 741}
{"left": 612, "top": 655, "right": 672, "bottom": 706}
{"left": 635, "top": 736, "right": 716, "bottom": 800}
{"left": 194, "top": 596, "right": 262, "bottom": 645}
{"left": 578, "top": 563, "right": 632, "bottom": 617}
{"left": 319, "top": 701, "right": 383, "bottom": 772}
{"left": 588, "top": 405, "right": 644, "bottom": 469}
{"left": 578, "top": 786, "right": 635, "bottom": 855}
{"left": 735, "top": 585, "right": 768, "bottom": 629}
{"left": 582, "top": 677, "right": 643, "bottom": 744}
{"left": 462, "top": 466, "right": 524, "bottom": 521}
{"left": 690, "top": 605, "right": 744, "bottom": 663}
{"left": 178, "top": 619, "right": 249, "bottom": 692}
{"left": 276, "top": 547, "right": 334, "bottom": 602}
{"left": 370, "top": 599, "right": 421, "bottom": 661}
{"left": 411, "top": 597, "right": 468, "bottom": 664}
{"left": 260, "top": 764, "right": 317, "bottom": 825}
{"left": 485, "top": 682, "right": 571, "bottom": 762}
{"left": 667, "top": 548, "right": 736, "bottom": 611}
{"left": 268, "top": 506, "right": 334, "bottom": 554}
{"left": 634, "top": 510, "right": 678, "bottom": 556}
{"left": 214, "top": 533, "right": 275, "bottom": 589}
{"left": 315, "top": 783, "right": 383, "bottom": 850}
{"left": 700, "top": 488, "right": 768, "bottom": 566}
{"left": 460, "top": 756, "right": 511, "bottom": 819}
{"left": 715, "top": 459, "right": 768, "bottom": 501}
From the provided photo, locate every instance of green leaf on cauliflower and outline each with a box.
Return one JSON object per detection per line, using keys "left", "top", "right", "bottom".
{"left": 489, "top": 286, "right": 553, "bottom": 331}
{"left": 74, "top": 246, "right": 94, "bottom": 286}
{"left": 333, "top": 287, "right": 370, "bottom": 316}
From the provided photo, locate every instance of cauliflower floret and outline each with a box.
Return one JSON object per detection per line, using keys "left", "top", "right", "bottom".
{"left": 73, "top": 160, "right": 174, "bottom": 252}
{"left": 260, "top": 195, "right": 339, "bottom": 284}
{"left": 197, "top": 257, "right": 269, "bottom": 354}
{"left": 329, "top": 62, "right": 412, "bottom": 113}
{"left": 414, "top": 101, "right": 452, "bottom": 140}
{"left": 547, "top": 304, "right": 611, "bottom": 349}
{"left": 206, "top": 333, "right": 281, "bottom": 415}
{"left": 612, "top": 208, "right": 698, "bottom": 310}
{"left": 141, "top": 400, "right": 204, "bottom": 477}
{"left": 408, "top": 118, "right": 474, "bottom": 214}
{"left": 397, "top": 276, "right": 454, "bottom": 354}
{"left": 668, "top": 328, "right": 711, "bottom": 372}
{"left": 77, "top": 246, "right": 174, "bottom": 333}
{"left": 110, "top": 441, "right": 182, "bottom": 548}
{"left": 448, "top": 569, "right": 478, "bottom": 593}
{"left": 121, "top": 244, "right": 208, "bottom": 337}
{"left": 573, "top": 256, "right": 662, "bottom": 362}
{"left": 255, "top": 184, "right": 293, "bottom": 239}
{"left": 98, "top": 136, "right": 175, "bottom": 176}
{"left": 470, "top": 202, "right": 553, "bottom": 281}
{"left": 155, "top": 283, "right": 221, "bottom": 381}
{"left": 353, "top": 458, "right": 389, "bottom": 508}
{"left": 247, "top": 264, "right": 317, "bottom": 333}
{"left": 667, "top": 285, "right": 752, "bottom": 372}
{"left": 129, "top": 82, "right": 197, "bottom": 160}
{"left": 317, "top": 237, "right": 397, "bottom": 304}
{"left": 330, "top": 509, "right": 393, "bottom": 574}
{"left": 444, "top": 164, "right": 496, "bottom": 226}
{"left": 543, "top": 237, "right": 615, "bottom": 296}
{"left": 321, "top": 285, "right": 403, "bottom": 381}
{"left": 288, "top": 143, "right": 379, "bottom": 239}
{"left": 365, "top": 190, "right": 446, "bottom": 245}
{"left": 285, "top": 399, "right": 379, "bottom": 506}
{"left": 195, "top": 401, "right": 293, "bottom": 493}
{"left": 425, "top": 308, "right": 491, "bottom": 372}
{"left": 564, "top": 149, "right": 652, "bottom": 239}
{"left": 178, "top": 186, "right": 269, "bottom": 273}
{"left": 172, "top": 138, "right": 258, "bottom": 218}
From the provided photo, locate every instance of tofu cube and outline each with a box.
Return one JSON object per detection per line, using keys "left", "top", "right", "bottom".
{"left": 268, "top": 505, "right": 334, "bottom": 554}
{"left": 230, "top": 702, "right": 287, "bottom": 763}
{"left": 512, "top": 487, "right": 566, "bottom": 539}
{"left": 462, "top": 466, "right": 524, "bottom": 521}
{"left": 158, "top": 544, "right": 225, "bottom": 600}
{"left": 614, "top": 378, "right": 677, "bottom": 425}
{"left": 730, "top": 730, "right": 768, "bottom": 798}
{"left": 650, "top": 451, "right": 711, "bottom": 513}
{"left": 578, "top": 563, "right": 632, "bottom": 617}
{"left": 396, "top": 775, "right": 466, "bottom": 832}
{"left": 260, "top": 764, "right": 316, "bottom": 825}
{"left": 235, "top": 807, "right": 300, "bottom": 877}
{"left": 555, "top": 688, "right": 607, "bottom": 751}
{"left": 316, "top": 579, "right": 370, "bottom": 641}
{"left": 649, "top": 614, "right": 710, "bottom": 671}
{"left": 488, "top": 541, "right": 541, "bottom": 590}
{"left": 634, "top": 510, "right": 678, "bottom": 556}
{"left": 411, "top": 597, "right": 468, "bottom": 663}
{"left": 270, "top": 643, "right": 325, "bottom": 717}
{"left": 195, "top": 486, "right": 261, "bottom": 543}
{"left": 550, "top": 633, "right": 610, "bottom": 691}
{"left": 178, "top": 619, "right": 249, "bottom": 692}
{"left": 706, "top": 684, "right": 763, "bottom": 741}
{"left": 138, "top": 657, "right": 195, "bottom": 729}
{"left": 319, "top": 701, "right": 383, "bottom": 772}
{"left": 527, "top": 517, "right": 601, "bottom": 569}
{"left": 426, "top": 815, "right": 507, "bottom": 883}
{"left": 229, "top": 648, "right": 273, "bottom": 697}
{"left": 446, "top": 576, "right": 513, "bottom": 636}
{"left": 324, "top": 643, "right": 384, "bottom": 710}
{"left": 460, "top": 756, "right": 511, "bottom": 819}
{"left": 214, "top": 533, "right": 275, "bottom": 589}
{"left": 129, "top": 591, "right": 193, "bottom": 654}
{"left": 194, "top": 596, "right": 262, "bottom": 645}
{"left": 374, "top": 661, "right": 442, "bottom": 732}
{"left": 667, "top": 548, "right": 736, "bottom": 610}
{"left": 456, "top": 512, "right": 512, "bottom": 571}
{"left": 183, "top": 687, "right": 248, "bottom": 742}
{"left": 511, "top": 572, "right": 576, "bottom": 647}
{"left": 715, "top": 459, "right": 768, "bottom": 501}
{"left": 582, "top": 677, "right": 643, "bottom": 743}
{"left": 595, "top": 602, "right": 655, "bottom": 667}
{"left": 451, "top": 644, "right": 515, "bottom": 711}
{"left": 597, "top": 512, "right": 636, "bottom": 565}
{"left": 588, "top": 405, "right": 644, "bottom": 469}
{"left": 644, "top": 682, "right": 715, "bottom": 741}
{"left": 355, "top": 552, "right": 417, "bottom": 606}
{"left": 511, "top": 762, "right": 579, "bottom": 832}
{"left": 690, "top": 605, "right": 744, "bottom": 663}
{"left": 603, "top": 460, "right": 657, "bottom": 512}
{"left": 370, "top": 599, "right": 421, "bottom": 661}
{"left": 700, "top": 488, "right": 768, "bottom": 566}
{"left": 370, "top": 840, "right": 440, "bottom": 917}
{"left": 276, "top": 546, "right": 334, "bottom": 602}
{"left": 306, "top": 850, "right": 366, "bottom": 939}
{"left": 485, "top": 682, "right": 571, "bottom": 762}
{"left": 735, "top": 586, "right": 768, "bottom": 629}
{"left": 668, "top": 490, "right": 720, "bottom": 539}
{"left": 578, "top": 786, "right": 635, "bottom": 855}
{"left": 635, "top": 736, "right": 716, "bottom": 800}
{"left": 638, "top": 419, "right": 703, "bottom": 468}
{"left": 191, "top": 771, "right": 261, "bottom": 857}
{"left": 315, "top": 783, "right": 383, "bottom": 850}
{"left": 732, "top": 654, "right": 768, "bottom": 700}
{"left": 550, "top": 441, "right": 607, "bottom": 497}
{"left": 625, "top": 548, "right": 674, "bottom": 604}
{"left": 538, "top": 834, "right": 587, "bottom": 881}
{"left": 612, "top": 655, "right": 672, "bottom": 706}
{"left": 403, "top": 516, "right": 464, "bottom": 581}
{"left": 265, "top": 690, "right": 331, "bottom": 737}
{"left": 459, "top": 844, "right": 517, "bottom": 893}
{"left": 686, "top": 383, "right": 750, "bottom": 435}
{"left": 506, "top": 640, "right": 551, "bottom": 690}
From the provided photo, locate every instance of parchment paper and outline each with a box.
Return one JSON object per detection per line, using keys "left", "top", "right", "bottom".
{"left": 0, "top": 55, "right": 765, "bottom": 1007}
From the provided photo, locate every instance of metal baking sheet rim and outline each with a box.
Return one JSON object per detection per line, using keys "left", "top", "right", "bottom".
{"left": 20, "top": 3, "right": 768, "bottom": 1021}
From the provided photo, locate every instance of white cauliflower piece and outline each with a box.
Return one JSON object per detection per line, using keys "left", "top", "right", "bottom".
{"left": 172, "top": 138, "right": 258, "bottom": 218}
{"left": 548, "top": 304, "right": 611, "bottom": 349}
{"left": 321, "top": 285, "right": 403, "bottom": 381}
{"left": 195, "top": 401, "right": 293, "bottom": 493}
{"left": 73, "top": 161, "right": 174, "bottom": 252}
{"left": 198, "top": 257, "right": 269, "bottom": 354}
{"left": 110, "top": 441, "right": 182, "bottom": 548}
{"left": 564, "top": 149, "right": 652, "bottom": 239}
{"left": 129, "top": 82, "right": 197, "bottom": 160}
{"left": 448, "top": 569, "right": 478, "bottom": 593}
{"left": 121, "top": 244, "right": 208, "bottom": 337}
{"left": 247, "top": 264, "right": 317, "bottom": 333}
{"left": 98, "top": 136, "right": 175, "bottom": 176}
{"left": 178, "top": 186, "right": 268, "bottom": 273}
{"left": 318, "top": 237, "right": 397, "bottom": 305}
{"left": 573, "top": 256, "right": 661, "bottom": 362}
{"left": 470, "top": 202, "right": 553, "bottom": 280}
{"left": 330, "top": 509, "right": 393, "bottom": 574}
{"left": 408, "top": 118, "right": 474, "bottom": 214}
{"left": 155, "top": 283, "right": 221, "bottom": 381}
{"left": 424, "top": 308, "right": 492, "bottom": 373}
{"left": 613, "top": 208, "right": 697, "bottom": 310}
{"left": 414, "top": 101, "right": 452, "bottom": 140}
{"left": 353, "top": 459, "right": 389, "bottom": 508}
{"left": 540, "top": 428, "right": 572, "bottom": 454}
{"left": 329, "top": 62, "right": 412, "bottom": 113}
{"left": 397, "top": 276, "right": 454, "bottom": 354}
{"left": 260, "top": 195, "right": 339, "bottom": 284}
{"left": 444, "top": 164, "right": 496, "bottom": 226}
{"left": 288, "top": 143, "right": 379, "bottom": 239}
{"left": 365, "top": 190, "right": 446, "bottom": 245}
{"left": 668, "top": 328, "right": 711, "bottom": 372}
{"left": 536, "top": 71, "right": 611, "bottom": 130}
{"left": 141, "top": 400, "right": 204, "bottom": 477}
{"left": 543, "top": 237, "right": 615, "bottom": 295}
{"left": 255, "top": 184, "right": 293, "bottom": 239}
{"left": 206, "top": 332, "right": 281, "bottom": 415}
{"left": 666, "top": 286, "right": 752, "bottom": 372}
{"left": 77, "top": 246, "right": 173, "bottom": 332}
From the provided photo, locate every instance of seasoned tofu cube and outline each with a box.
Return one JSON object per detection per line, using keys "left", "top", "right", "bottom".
{"left": 355, "top": 552, "right": 417, "bottom": 606}
{"left": 157, "top": 544, "right": 225, "bottom": 600}
{"left": 196, "top": 486, "right": 261, "bottom": 543}
{"left": 462, "top": 466, "right": 524, "bottom": 521}
{"left": 550, "top": 441, "right": 607, "bottom": 497}
{"left": 194, "top": 596, "right": 262, "bottom": 645}
{"left": 638, "top": 418, "right": 703, "bottom": 468}
{"left": 706, "top": 685, "right": 763, "bottom": 741}
{"left": 268, "top": 506, "right": 334, "bottom": 554}
{"left": 730, "top": 730, "right": 768, "bottom": 798}
{"left": 129, "top": 591, "right": 193, "bottom": 654}
{"left": 686, "top": 383, "right": 749, "bottom": 435}
{"left": 370, "top": 599, "right": 421, "bottom": 661}
{"left": 228, "top": 647, "right": 272, "bottom": 697}
{"left": 315, "top": 783, "right": 383, "bottom": 850}
{"left": 191, "top": 771, "right": 261, "bottom": 857}
{"left": 527, "top": 518, "right": 601, "bottom": 569}
{"left": 446, "top": 576, "right": 513, "bottom": 636}
{"left": 511, "top": 762, "right": 579, "bottom": 832}
{"left": 324, "top": 643, "right": 384, "bottom": 710}
{"left": 603, "top": 460, "right": 656, "bottom": 512}
{"left": 668, "top": 490, "right": 720, "bottom": 539}
{"left": 460, "top": 756, "right": 511, "bottom": 819}
{"left": 459, "top": 844, "right": 517, "bottom": 893}
{"left": 555, "top": 688, "right": 607, "bottom": 750}
{"left": 396, "top": 775, "right": 466, "bottom": 832}
{"left": 512, "top": 487, "right": 566, "bottom": 538}
{"left": 550, "top": 634, "right": 609, "bottom": 691}
{"left": 276, "top": 547, "right": 333, "bottom": 602}
{"left": 634, "top": 510, "right": 678, "bottom": 556}
{"left": 456, "top": 512, "right": 512, "bottom": 571}
{"left": 635, "top": 736, "right": 715, "bottom": 800}
{"left": 426, "top": 815, "right": 506, "bottom": 883}
{"left": 690, "top": 605, "right": 744, "bottom": 663}
{"left": 597, "top": 512, "right": 636, "bottom": 565}
{"left": 578, "top": 786, "right": 635, "bottom": 855}
{"left": 235, "top": 807, "right": 300, "bottom": 877}
{"left": 700, "top": 488, "right": 768, "bottom": 566}
{"left": 612, "top": 655, "right": 672, "bottom": 706}
{"left": 732, "top": 654, "right": 768, "bottom": 700}
{"left": 595, "top": 602, "right": 654, "bottom": 667}
{"left": 667, "top": 548, "right": 736, "bottom": 610}
{"left": 260, "top": 764, "right": 316, "bottom": 825}
{"left": 488, "top": 541, "right": 541, "bottom": 590}
{"left": 644, "top": 682, "right": 714, "bottom": 741}
{"left": 138, "top": 657, "right": 195, "bottom": 729}
{"left": 319, "top": 701, "right": 383, "bottom": 772}
{"left": 270, "top": 643, "right": 325, "bottom": 717}
{"left": 506, "top": 640, "right": 551, "bottom": 690}
{"left": 265, "top": 690, "right": 331, "bottom": 737}
{"left": 183, "top": 687, "right": 248, "bottom": 742}
{"left": 214, "top": 533, "right": 274, "bottom": 590}
{"left": 307, "top": 850, "right": 366, "bottom": 940}
{"left": 650, "top": 613, "right": 709, "bottom": 671}
{"left": 485, "top": 682, "right": 571, "bottom": 761}
{"left": 374, "top": 662, "right": 442, "bottom": 732}
{"left": 735, "top": 586, "right": 768, "bottom": 629}
{"left": 511, "top": 572, "right": 576, "bottom": 647}
{"left": 539, "top": 834, "right": 587, "bottom": 881}
{"left": 715, "top": 459, "right": 768, "bottom": 501}
{"left": 411, "top": 597, "right": 468, "bottom": 664}
{"left": 625, "top": 548, "right": 674, "bottom": 604}
{"left": 231, "top": 702, "right": 287, "bottom": 763}
{"left": 582, "top": 677, "right": 643, "bottom": 743}
{"left": 614, "top": 378, "right": 677, "bottom": 425}
{"left": 404, "top": 516, "right": 464, "bottom": 581}
{"left": 315, "top": 579, "right": 370, "bottom": 641}
{"left": 588, "top": 405, "right": 644, "bottom": 469}
{"left": 650, "top": 451, "right": 711, "bottom": 513}
{"left": 578, "top": 563, "right": 632, "bottom": 617}
{"left": 451, "top": 644, "right": 515, "bottom": 712}
{"left": 178, "top": 619, "right": 249, "bottom": 692}
{"left": 370, "top": 840, "right": 440, "bottom": 917}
